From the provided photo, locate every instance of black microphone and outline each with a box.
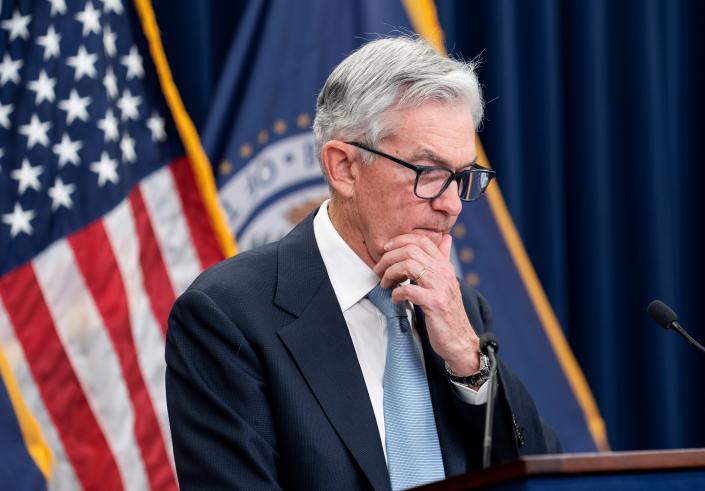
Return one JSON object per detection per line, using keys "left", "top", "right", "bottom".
{"left": 647, "top": 300, "right": 705, "bottom": 354}
{"left": 480, "top": 332, "right": 499, "bottom": 469}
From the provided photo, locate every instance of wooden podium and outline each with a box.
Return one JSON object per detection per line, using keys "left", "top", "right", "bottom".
{"left": 415, "top": 449, "right": 705, "bottom": 490}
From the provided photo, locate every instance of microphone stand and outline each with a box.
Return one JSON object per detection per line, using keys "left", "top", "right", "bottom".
{"left": 480, "top": 333, "right": 499, "bottom": 469}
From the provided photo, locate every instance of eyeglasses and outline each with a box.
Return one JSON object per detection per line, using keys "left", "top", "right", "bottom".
{"left": 346, "top": 142, "right": 496, "bottom": 202}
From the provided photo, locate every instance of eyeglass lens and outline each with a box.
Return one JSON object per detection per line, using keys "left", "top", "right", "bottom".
{"left": 416, "top": 168, "right": 490, "bottom": 201}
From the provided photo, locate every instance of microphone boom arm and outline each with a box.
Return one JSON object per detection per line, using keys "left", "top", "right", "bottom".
{"left": 671, "top": 322, "right": 705, "bottom": 354}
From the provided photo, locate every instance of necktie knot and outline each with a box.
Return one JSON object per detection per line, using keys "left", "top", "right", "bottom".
{"left": 367, "top": 284, "right": 407, "bottom": 319}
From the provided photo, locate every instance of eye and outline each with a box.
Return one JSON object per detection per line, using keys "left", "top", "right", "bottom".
{"left": 415, "top": 168, "right": 452, "bottom": 199}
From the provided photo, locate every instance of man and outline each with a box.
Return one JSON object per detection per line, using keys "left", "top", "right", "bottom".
{"left": 166, "top": 36, "right": 559, "bottom": 491}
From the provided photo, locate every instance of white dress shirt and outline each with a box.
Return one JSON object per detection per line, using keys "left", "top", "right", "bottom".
{"left": 312, "top": 200, "right": 488, "bottom": 459}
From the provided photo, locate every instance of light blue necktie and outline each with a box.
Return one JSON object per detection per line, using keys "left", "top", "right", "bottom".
{"left": 367, "top": 284, "right": 445, "bottom": 490}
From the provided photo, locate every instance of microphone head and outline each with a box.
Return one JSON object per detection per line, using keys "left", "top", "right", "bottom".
{"left": 479, "top": 332, "right": 499, "bottom": 355}
{"left": 647, "top": 299, "right": 678, "bottom": 329}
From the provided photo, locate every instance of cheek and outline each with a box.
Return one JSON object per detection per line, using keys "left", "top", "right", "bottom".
{"left": 369, "top": 194, "right": 416, "bottom": 239}
{"left": 356, "top": 168, "right": 420, "bottom": 243}
{"left": 357, "top": 190, "right": 397, "bottom": 249}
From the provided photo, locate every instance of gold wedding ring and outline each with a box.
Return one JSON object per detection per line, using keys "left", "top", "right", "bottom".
{"left": 414, "top": 268, "right": 427, "bottom": 283}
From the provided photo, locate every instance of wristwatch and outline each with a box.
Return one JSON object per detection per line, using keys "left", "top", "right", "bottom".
{"left": 445, "top": 353, "right": 491, "bottom": 388}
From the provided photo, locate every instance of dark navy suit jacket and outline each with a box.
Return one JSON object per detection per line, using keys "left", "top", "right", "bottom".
{"left": 166, "top": 212, "right": 560, "bottom": 490}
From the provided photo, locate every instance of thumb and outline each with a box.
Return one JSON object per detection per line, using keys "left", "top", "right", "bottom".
{"left": 439, "top": 234, "right": 453, "bottom": 259}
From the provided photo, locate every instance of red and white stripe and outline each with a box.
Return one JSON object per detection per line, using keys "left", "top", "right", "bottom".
{"left": 140, "top": 163, "right": 201, "bottom": 297}
{"left": 0, "top": 157, "right": 224, "bottom": 490}
{"left": 103, "top": 198, "right": 174, "bottom": 464}
{"left": 0, "top": 302, "right": 81, "bottom": 491}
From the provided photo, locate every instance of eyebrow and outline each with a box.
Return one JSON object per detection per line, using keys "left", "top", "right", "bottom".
{"left": 406, "top": 148, "right": 478, "bottom": 170}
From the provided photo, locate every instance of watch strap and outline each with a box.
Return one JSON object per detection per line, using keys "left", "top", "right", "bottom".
{"left": 445, "top": 353, "right": 491, "bottom": 388}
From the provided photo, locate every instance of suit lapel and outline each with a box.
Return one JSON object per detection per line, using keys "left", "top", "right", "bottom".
{"left": 275, "top": 214, "right": 391, "bottom": 491}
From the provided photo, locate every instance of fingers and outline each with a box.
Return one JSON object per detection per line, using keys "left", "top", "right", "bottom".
{"left": 377, "top": 258, "right": 425, "bottom": 288}
{"left": 383, "top": 234, "right": 447, "bottom": 261}
{"left": 439, "top": 234, "right": 453, "bottom": 260}
{"left": 375, "top": 233, "right": 449, "bottom": 276}
{"left": 373, "top": 234, "right": 455, "bottom": 288}
{"left": 373, "top": 243, "right": 428, "bottom": 280}
{"left": 375, "top": 233, "right": 454, "bottom": 288}
{"left": 391, "top": 283, "right": 434, "bottom": 306}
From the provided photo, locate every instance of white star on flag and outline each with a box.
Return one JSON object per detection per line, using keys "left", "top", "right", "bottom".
{"left": 90, "top": 151, "right": 119, "bottom": 186}
{"left": 28, "top": 70, "right": 57, "bottom": 104}
{"left": 18, "top": 115, "right": 51, "bottom": 149}
{"left": 48, "top": 177, "right": 76, "bottom": 211}
{"left": 120, "top": 134, "right": 136, "bottom": 163}
{"left": 52, "top": 134, "right": 83, "bottom": 167}
{"left": 59, "top": 89, "right": 91, "bottom": 124}
{"left": 0, "top": 54, "right": 23, "bottom": 86}
{"left": 104, "top": 65, "right": 118, "bottom": 98}
{"left": 1, "top": 10, "right": 31, "bottom": 42}
{"left": 37, "top": 25, "right": 62, "bottom": 60}
{"left": 100, "top": 0, "right": 124, "bottom": 15}
{"left": 121, "top": 46, "right": 144, "bottom": 80}
{"left": 147, "top": 112, "right": 166, "bottom": 141}
{"left": 117, "top": 89, "right": 142, "bottom": 121}
{"left": 103, "top": 24, "right": 118, "bottom": 57}
{"left": 97, "top": 109, "right": 119, "bottom": 142}
{"left": 10, "top": 159, "right": 43, "bottom": 194}
{"left": 2, "top": 203, "right": 36, "bottom": 238}
{"left": 48, "top": 0, "right": 67, "bottom": 16}
{"left": 0, "top": 102, "right": 13, "bottom": 129}
{"left": 75, "top": 2, "right": 102, "bottom": 36}
{"left": 67, "top": 45, "right": 98, "bottom": 80}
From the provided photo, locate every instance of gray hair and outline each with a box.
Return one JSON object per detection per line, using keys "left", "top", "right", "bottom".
{"left": 313, "top": 36, "right": 484, "bottom": 172}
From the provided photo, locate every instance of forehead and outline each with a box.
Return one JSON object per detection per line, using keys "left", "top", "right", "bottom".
{"left": 383, "top": 102, "right": 477, "bottom": 167}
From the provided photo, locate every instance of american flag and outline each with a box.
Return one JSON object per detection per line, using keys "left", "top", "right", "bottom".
{"left": 0, "top": 0, "right": 227, "bottom": 489}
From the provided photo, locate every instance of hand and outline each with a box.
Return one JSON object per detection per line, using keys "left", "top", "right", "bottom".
{"left": 373, "top": 233, "right": 481, "bottom": 376}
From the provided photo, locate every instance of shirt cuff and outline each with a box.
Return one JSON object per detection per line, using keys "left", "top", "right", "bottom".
{"left": 450, "top": 378, "right": 489, "bottom": 405}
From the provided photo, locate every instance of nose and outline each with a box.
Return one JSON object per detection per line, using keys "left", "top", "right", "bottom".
{"left": 431, "top": 180, "right": 462, "bottom": 216}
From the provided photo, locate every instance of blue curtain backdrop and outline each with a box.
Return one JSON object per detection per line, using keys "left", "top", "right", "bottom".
{"left": 153, "top": 0, "right": 705, "bottom": 452}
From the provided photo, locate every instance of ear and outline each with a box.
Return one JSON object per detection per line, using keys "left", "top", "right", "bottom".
{"left": 321, "top": 140, "right": 358, "bottom": 198}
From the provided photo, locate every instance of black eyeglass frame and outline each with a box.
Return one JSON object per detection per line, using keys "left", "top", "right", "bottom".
{"left": 346, "top": 141, "right": 496, "bottom": 202}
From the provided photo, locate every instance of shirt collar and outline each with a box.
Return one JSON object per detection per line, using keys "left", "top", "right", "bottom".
{"left": 313, "top": 199, "right": 379, "bottom": 312}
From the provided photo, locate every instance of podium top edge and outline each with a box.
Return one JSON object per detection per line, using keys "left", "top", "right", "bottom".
{"left": 522, "top": 447, "right": 705, "bottom": 473}
{"left": 415, "top": 448, "right": 705, "bottom": 490}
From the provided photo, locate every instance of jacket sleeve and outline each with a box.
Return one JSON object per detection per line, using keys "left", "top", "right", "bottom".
{"left": 165, "top": 288, "right": 282, "bottom": 491}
